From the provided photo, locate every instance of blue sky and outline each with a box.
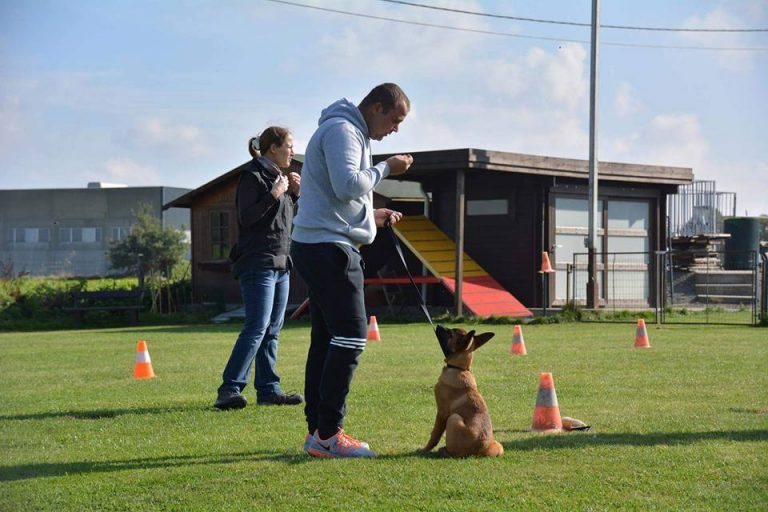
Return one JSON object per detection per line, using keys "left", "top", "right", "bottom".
{"left": 1, "top": 0, "right": 766, "bottom": 215}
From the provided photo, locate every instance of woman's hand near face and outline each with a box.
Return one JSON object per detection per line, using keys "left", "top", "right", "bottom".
{"left": 271, "top": 175, "right": 289, "bottom": 199}
{"left": 287, "top": 172, "right": 301, "bottom": 196}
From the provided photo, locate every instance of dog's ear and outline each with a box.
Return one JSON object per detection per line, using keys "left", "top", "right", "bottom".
{"left": 458, "top": 330, "right": 475, "bottom": 351}
{"left": 470, "top": 332, "right": 495, "bottom": 351}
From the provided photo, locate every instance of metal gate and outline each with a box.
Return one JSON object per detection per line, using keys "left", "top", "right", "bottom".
{"left": 661, "top": 249, "right": 759, "bottom": 325}
{"left": 568, "top": 249, "right": 760, "bottom": 325}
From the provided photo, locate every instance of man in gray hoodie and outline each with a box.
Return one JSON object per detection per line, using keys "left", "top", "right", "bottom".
{"left": 291, "top": 83, "right": 413, "bottom": 458}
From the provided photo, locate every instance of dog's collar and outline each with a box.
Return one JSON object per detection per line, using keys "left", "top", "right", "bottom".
{"left": 444, "top": 363, "right": 467, "bottom": 371}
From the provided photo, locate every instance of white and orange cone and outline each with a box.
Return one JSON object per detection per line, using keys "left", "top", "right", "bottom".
{"left": 531, "top": 372, "right": 562, "bottom": 432}
{"left": 133, "top": 340, "right": 156, "bottom": 379}
{"left": 539, "top": 251, "right": 555, "bottom": 273}
{"left": 634, "top": 319, "right": 651, "bottom": 348}
{"left": 367, "top": 315, "right": 381, "bottom": 342}
{"left": 510, "top": 324, "right": 527, "bottom": 355}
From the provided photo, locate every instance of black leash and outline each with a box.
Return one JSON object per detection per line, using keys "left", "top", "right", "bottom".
{"left": 385, "top": 221, "right": 434, "bottom": 328}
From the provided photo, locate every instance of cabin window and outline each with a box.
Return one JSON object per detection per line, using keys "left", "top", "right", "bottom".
{"left": 467, "top": 199, "right": 508, "bottom": 216}
{"left": 210, "top": 212, "right": 230, "bottom": 260}
{"left": 554, "top": 196, "right": 650, "bottom": 305}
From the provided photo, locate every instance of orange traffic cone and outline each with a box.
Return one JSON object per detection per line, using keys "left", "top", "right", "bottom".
{"left": 133, "top": 340, "right": 156, "bottom": 379}
{"left": 510, "top": 324, "right": 527, "bottom": 355}
{"left": 539, "top": 251, "right": 555, "bottom": 273}
{"left": 367, "top": 315, "right": 381, "bottom": 341}
{"left": 531, "top": 372, "right": 562, "bottom": 432}
{"left": 634, "top": 318, "right": 651, "bottom": 348}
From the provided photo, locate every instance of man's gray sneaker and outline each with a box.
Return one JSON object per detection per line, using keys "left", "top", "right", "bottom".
{"left": 303, "top": 430, "right": 368, "bottom": 453}
{"left": 306, "top": 429, "right": 376, "bottom": 458}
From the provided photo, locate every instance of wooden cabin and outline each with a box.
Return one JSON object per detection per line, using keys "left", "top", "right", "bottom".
{"left": 371, "top": 148, "right": 693, "bottom": 310}
{"left": 164, "top": 158, "right": 305, "bottom": 305}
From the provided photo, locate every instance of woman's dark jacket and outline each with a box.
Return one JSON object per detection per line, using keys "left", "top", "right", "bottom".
{"left": 229, "top": 157, "right": 298, "bottom": 278}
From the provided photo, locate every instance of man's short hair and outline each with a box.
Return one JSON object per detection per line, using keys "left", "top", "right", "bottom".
{"left": 359, "top": 83, "right": 410, "bottom": 113}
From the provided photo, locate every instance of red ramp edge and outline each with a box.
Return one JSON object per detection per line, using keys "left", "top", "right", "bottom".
{"left": 442, "top": 276, "right": 532, "bottom": 318}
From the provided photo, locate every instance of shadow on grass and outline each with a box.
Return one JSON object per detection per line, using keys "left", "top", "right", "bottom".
{"left": 3, "top": 429, "right": 766, "bottom": 481}
{"left": 382, "top": 428, "right": 768, "bottom": 460}
{"left": 498, "top": 429, "right": 768, "bottom": 451}
{"left": 0, "top": 404, "right": 212, "bottom": 421}
{"left": 0, "top": 450, "right": 311, "bottom": 482}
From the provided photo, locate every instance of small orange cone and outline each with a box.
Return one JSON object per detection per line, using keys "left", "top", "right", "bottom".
{"left": 634, "top": 319, "right": 650, "bottom": 348}
{"left": 367, "top": 315, "right": 381, "bottom": 341}
{"left": 510, "top": 324, "right": 527, "bottom": 355}
{"left": 539, "top": 251, "right": 555, "bottom": 273}
{"left": 133, "top": 340, "right": 156, "bottom": 379}
{"left": 531, "top": 372, "right": 562, "bottom": 432}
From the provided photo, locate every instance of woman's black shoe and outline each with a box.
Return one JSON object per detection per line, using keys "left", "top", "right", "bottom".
{"left": 257, "top": 392, "right": 304, "bottom": 406}
{"left": 213, "top": 391, "right": 248, "bottom": 410}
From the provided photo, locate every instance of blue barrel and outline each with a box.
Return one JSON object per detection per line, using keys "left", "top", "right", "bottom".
{"left": 723, "top": 217, "right": 760, "bottom": 269}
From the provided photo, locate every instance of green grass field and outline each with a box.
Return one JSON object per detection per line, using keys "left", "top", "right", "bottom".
{"left": 1, "top": 321, "right": 766, "bottom": 511}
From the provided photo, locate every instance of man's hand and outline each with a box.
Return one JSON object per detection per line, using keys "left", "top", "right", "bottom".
{"left": 375, "top": 208, "right": 403, "bottom": 228}
{"left": 287, "top": 172, "right": 301, "bottom": 196}
{"left": 386, "top": 154, "right": 413, "bottom": 176}
{"left": 271, "top": 175, "right": 289, "bottom": 199}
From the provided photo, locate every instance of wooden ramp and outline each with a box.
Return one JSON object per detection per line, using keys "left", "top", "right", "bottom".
{"left": 393, "top": 216, "right": 532, "bottom": 318}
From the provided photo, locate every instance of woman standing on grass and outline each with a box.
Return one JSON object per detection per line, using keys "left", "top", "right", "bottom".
{"left": 213, "top": 127, "right": 304, "bottom": 410}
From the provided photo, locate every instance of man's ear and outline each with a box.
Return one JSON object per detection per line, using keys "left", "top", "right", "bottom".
{"left": 471, "top": 332, "right": 495, "bottom": 351}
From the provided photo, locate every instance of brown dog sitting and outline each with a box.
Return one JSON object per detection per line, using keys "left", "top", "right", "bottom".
{"left": 421, "top": 325, "right": 503, "bottom": 457}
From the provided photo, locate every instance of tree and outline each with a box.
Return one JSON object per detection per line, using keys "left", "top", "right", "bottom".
{"left": 108, "top": 203, "right": 188, "bottom": 311}
{"left": 109, "top": 203, "right": 186, "bottom": 277}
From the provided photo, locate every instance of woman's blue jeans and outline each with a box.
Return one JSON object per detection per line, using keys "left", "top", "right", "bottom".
{"left": 218, "top": 268, "right": 289, "bottom": 400}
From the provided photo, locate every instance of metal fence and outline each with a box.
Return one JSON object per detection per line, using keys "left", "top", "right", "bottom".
{"left": 667, "top": 180, "right": 736, "bottom": 237}
{"left": 568, "top": 249, "right": 761, "bottom": 325}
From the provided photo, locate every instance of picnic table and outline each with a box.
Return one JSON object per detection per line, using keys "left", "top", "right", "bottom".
{"left": 64, "top": 289, "right": 145, "bottom": 325}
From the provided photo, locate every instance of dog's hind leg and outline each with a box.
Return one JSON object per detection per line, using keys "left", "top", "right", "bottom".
{"left": 445, "top": 413, "right": 479, "bottom": 457}
{"left": 479, "top": 440, "right": 504, "bottom": 457}
{"left": 421, "top": 413, "right": 447, "bottom": 452}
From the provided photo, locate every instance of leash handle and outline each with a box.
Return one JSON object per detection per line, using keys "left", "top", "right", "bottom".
{"left": 385, "top": 221, "right": 434, "bottom": 327}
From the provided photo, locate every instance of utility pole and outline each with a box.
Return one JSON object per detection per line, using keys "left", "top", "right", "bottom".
{"left": 454, "top": 169, "right": 465, "bottom": 316}
{"left": 587, "top": 0, "right": 601, "bottom": 308}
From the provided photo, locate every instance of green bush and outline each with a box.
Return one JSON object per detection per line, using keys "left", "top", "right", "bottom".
{"left": 0, "top": 276, "right": 186, "bottom": 330}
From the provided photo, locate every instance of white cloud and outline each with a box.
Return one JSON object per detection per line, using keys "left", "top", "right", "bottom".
{"left": 0, "top": 95, "right": 22, "bottom": 134}
{"left": 303, "top": 0, "right": 592, "bottom": 161}
{"left": 603, "top": 114, "right": 767, "bottom": 216}
{"left": 679, "top": 5, "right": 759, "bottom": 71}
{"left": 542, "top": 44, "right": 589, "bottom": 111}
{"left": 134, "top": 118, "right": 209, "bottom": 157}
{"left": 647, "top": 114, "right": 709, "bottom": 167}
{"left": 605, "top": 113, "right": 708, "bottom": 168}
{"left": 399, "top": 42, "right": 589, "bottom": 156}
{"left": 104, "top": 158, "right": 161, "bottom": 185}
{"left": 379, "top": 97, "right": 589, "bottom": 159}
{"left": 694, "top": 160, "right": 768, "bottom": 216}
{"left": 487, "top": 43, "right": 588, "bottom": 110}
{"left": 614, "top": 82, "right": 642, "bottom": 117}
{"left": 317, "top": 0, "right": 490, "bottom": 79}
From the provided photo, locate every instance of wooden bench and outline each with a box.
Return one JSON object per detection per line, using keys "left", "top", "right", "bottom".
{"left": 65, "top": 289, "right": 145, "bottom": 325}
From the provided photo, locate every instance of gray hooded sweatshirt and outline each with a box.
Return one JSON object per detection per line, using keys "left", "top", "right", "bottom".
{"left": 291, "top": 98, "right": 390, "bottom": 247}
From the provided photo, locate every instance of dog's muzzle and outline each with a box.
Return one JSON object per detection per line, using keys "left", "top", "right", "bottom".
{"left": 434, "top": 325, "right": 452, "bottom": 357}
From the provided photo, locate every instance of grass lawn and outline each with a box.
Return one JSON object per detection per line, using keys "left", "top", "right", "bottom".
{"left": 1, "top": 321, "right": 766, "bottom": 511}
